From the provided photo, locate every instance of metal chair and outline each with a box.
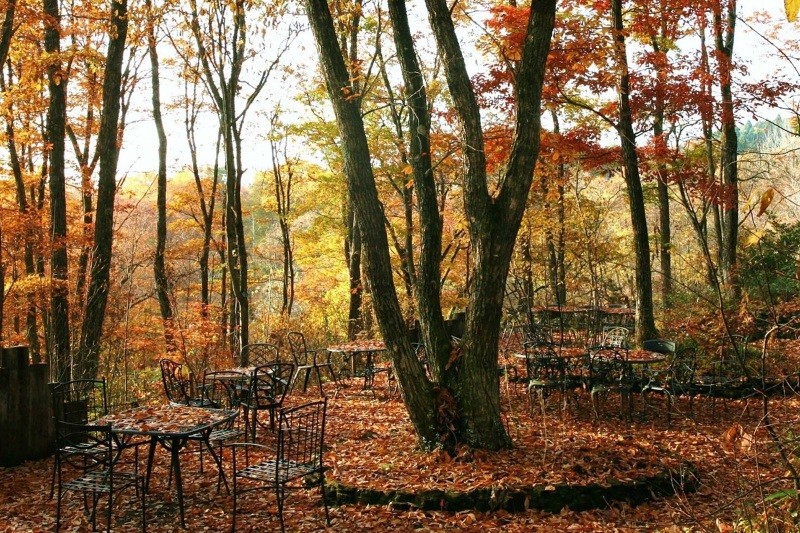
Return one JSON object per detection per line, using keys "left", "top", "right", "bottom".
{"left": 241, "top": 362, "right": 295, "bottom": 442}
{"left": 287, "top": 331, "right": 338, "bottom": 395}
{"left": 600, "top": 326, "right": 630, "bottom": 349}
{"left": 230, "top": 399, "right": 330, "bottom": 532}
{"left": 640, "top": 339, "right": 676, "bottom": 425}
{"left": 198, "top": 370, "right": 248, "bottom": 490}
{"left": 159, "top": 359, "right": 209, "bottom": 406}
{"left": 588, "top": 347, "right": 635, "bottom": 423}
{"left": 241, "top": 343, "right": 279, "bottom": 367}
{"left": 523, "top": 341, "right": 579, "bottom": 417}
{"left": 54, "top": 421, "right": 146, "bottom": 532}
{"left": 49, "top": 379, "right": 110, "bottom": 500}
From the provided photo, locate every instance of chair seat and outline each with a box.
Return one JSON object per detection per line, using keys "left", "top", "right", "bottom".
{"left": 62, "top": 469, "right": 140, "bottom": 494}
{"left": 209, "top": 428, "right": 243, "bottom": 443}
{"left": 237, "top": 458, "right": 323, "bottom": 484}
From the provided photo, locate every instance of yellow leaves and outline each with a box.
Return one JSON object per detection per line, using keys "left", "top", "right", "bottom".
{"left": 756, "top": 187, "right": 774, "bottom": 217}
{"left": 786, "top": 0, "right": 800, "bottom": 22}
{"left": 402, "top": 165, "right": 413, "bottom": 176}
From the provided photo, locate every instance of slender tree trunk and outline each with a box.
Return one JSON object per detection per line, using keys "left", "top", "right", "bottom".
{"left": 713, "top": 0, "right": 739, "bottom": 291}
{"left": 147, "top": 0, "right": 174, "bottom": 350}
{"left": 44, "top": 0, "right": 70, "bottom": 381}
{"left": 650, "top": 16, "right": 672, "bottom": 305}
{"left": 611, "top": 0, "right": 657, "bottom": 344}
{"left": 388, "top": 0, "right": 449, "bottom": 380}
{"left": 77, "top": 0, "right": 129, "bottom": 380}
{"left": 345, "top": 207, "right": 363, "bottom": 339}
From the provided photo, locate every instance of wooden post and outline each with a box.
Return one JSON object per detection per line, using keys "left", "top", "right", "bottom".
{"left": 0, "top": 346, "right": 54, "bottom": 466}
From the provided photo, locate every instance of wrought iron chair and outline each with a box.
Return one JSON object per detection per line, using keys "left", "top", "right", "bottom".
{"left": 640, "top": 339, "right": 676, "bottom": 425}
{"left": 159, "top": 358, "right": 209, "bottom": 406}
{"left": 600, "top": 326, "right": 630, "bottom": 349}
{"left": 668, "top": 346, "right": 699, "bottom": 418}
{"left": 523, "top": 341, "right": 579, "bottom": 417}
{"left": 49, "top": 379, "right": 109, "bottom": 500}
{"left": 54, "top": 421, "right": 146, "bottom": 532}
{"left": 241, "top": 343, "right": 279, "bottom": 367}
{"left": 197, "top": 370, "right": 248, "bottom": 489}
{"left": 588, "top": 347, "right": 635, "bottom": 423}
{"left": 229, "top": 399, "right": 330, "bottom": 532}
{"left": 241, "top": 362, "right": 295, "bottom": 442}
{"left": 287, "top": 331, "right": 338, "bottom": 395}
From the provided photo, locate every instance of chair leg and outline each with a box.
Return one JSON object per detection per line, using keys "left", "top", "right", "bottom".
{"left": 277, "top": 485, "right": 286, "bottom": 533}
{"left": 319, "top": 477, "right": 330, "bottom": 526}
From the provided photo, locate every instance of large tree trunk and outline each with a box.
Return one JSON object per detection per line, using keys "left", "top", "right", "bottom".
{"left": 611, "top": 0, "right": 657, "bottom": 344}
{"left": 77, "top": 0, "right": 128, "bottom": 380}
{"left": 306, "top": 0, "right": 556, "bottom": 450}
{"left": 305, "top": 0, "right": 438, "bottom": 445}
{"left": 44, "top": 0, "right": 70, "bottom": 381}
{"left": 147, "top": 0, "right": 174, "bottom": 349}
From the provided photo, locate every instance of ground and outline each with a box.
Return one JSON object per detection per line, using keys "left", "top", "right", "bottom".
{"left": 1, "top": 371, "right": 798, "bottom": 532}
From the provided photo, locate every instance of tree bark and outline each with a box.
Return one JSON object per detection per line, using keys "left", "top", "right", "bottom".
{"left": 77, "top": 0, "right": 129, "bottom": 380}
{"left": 147, "top": 0, "right": 174, "bottom": 349}
{"left": 713, "top": 0, "right": 739, "bottom": 291}
{"left": 306, "top": 0, "right": 556, "bottom": 450}
{"left": 44, "top": 0, "right": 70, "bottom": 381}
{"left": 611, "top": 0, "right": 657, "bottom": 344}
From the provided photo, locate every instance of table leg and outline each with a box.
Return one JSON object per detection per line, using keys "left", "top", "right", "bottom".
{"left": 145, "top": 437, "right": 157, "bottom": 491}
{"left": 160, "top": 436, "right": 188, "bottom": 528}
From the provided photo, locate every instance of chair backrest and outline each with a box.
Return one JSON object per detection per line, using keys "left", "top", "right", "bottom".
{"left": 601, "top": 327, "right": 630, "bottom": 349}
{"left": 242, "top": 343, "right": 279, "bottom": 367}
{"left": 287, "top": 332, "right": 311, "bottom": 365}
{"left": 55, "top": 421, "right": 113, "bottom": 471}
{"left": 159, "top": 359, "right": 190, "bottom": 404}
{"left": 523, "top": 341, "right": 566, "bottom": 381}
{"left": 277, "top": 398, "right": 327, "bottom": 475}
{"left": 203, "top": 370, "right": 248, "bottom": 409}
{"left": 642, "top": 339, "right": 676, "bottom": 356}
{"left": 50, "top": 379, "right": 108, "bottom": 425}
{"left": 589, "top": 347, "right": 631, "bottom": 385}
{"left": 249, "top": 362, "right": 295, "bottom": 406}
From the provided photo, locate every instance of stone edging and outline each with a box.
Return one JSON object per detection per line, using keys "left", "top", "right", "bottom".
{"left": 326, "top": 462, "right": 698, "bottom": 513}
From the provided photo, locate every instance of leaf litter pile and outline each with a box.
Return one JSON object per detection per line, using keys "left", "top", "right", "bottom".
{"left": 2, "top": 380, "right": 800, "bottom": 532}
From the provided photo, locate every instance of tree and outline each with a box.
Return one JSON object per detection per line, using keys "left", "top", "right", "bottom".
{"left": 146, "top": 0, "right": 175, "bottom": 349}
{"left": 44, "top": 0, "right": 70, "bottom": 381}
{"left": 76, "top": 0, "right": 129, "bottom": 380}
{"left": 185, "top": 0, "right": 291, "bottom": 358}
{"left": 610, "top": 0, "right": 657, "bottom": 343}
{"left": 304, "top": 0, "right": 557, "bottom": 449}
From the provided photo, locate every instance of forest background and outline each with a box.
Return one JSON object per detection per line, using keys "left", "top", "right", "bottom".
{"left": 0, "top": 0, "right": 799, "bottom": 418}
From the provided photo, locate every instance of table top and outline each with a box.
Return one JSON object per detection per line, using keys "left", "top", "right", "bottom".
{"left": 625, "top": 350, "right": 667, "bottom": 364}
{"left": 328, "top": 340, "right": 386, "bottom": 353}
{"left": 513, "top": 346, "right": 587, "bottom": 359}
{"left": 98, "top": 404, "right": 237, "bottom": 438}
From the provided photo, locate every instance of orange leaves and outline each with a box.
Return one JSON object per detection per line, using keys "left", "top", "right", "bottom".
{"left": 757, "top": 188, "right": 775, "bottom": 217}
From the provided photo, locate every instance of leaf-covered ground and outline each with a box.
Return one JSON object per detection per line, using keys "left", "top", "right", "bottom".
{"left": 2, "top": 375, "right": 799, "bottom": 532}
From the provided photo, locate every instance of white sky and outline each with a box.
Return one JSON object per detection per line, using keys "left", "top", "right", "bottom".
{"left": 115, "top": 0, "right": 797, "bottom": 180}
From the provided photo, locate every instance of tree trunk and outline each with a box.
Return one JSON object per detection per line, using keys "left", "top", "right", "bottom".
{"left": 77, "top": 0, "right": 129, "bottom": 380}
{"left": 388, "top": 0, "right": 449, "bottom": 380}
{"left": 147, "top": 0, "right": 174, "bottom": 350}
{"left": 713, "top": 0, "right": 739, "bottom": 291}
{"left": 44, "top": 0, "right": 70, "bottom": 381}
{"left": 306, "top": 0, "right": 556, "bottom": 450}
{"left": 650, "top": 18, "right": 672, "bottom": 305}
{"left": 345, "top": 207, "right": 364, "bottom": 339}
{"left": 611, "top": 0, "right": 657, "bottom": 345}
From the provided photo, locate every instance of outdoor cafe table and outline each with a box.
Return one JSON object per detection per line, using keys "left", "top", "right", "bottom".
{"left": 327, "top": 340, "right": 387, "bottom": 390}
{"left": 98, "top": 404, "right": 238, "bottom": 528}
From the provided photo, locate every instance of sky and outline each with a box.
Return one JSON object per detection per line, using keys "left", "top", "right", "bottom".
{"left": 115, "top": 0, "right": 798, "bottom": 182}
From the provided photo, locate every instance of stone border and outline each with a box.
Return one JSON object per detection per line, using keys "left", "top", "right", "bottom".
{"left": 326, "top": 462, "right": 698, "bottom": 513}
